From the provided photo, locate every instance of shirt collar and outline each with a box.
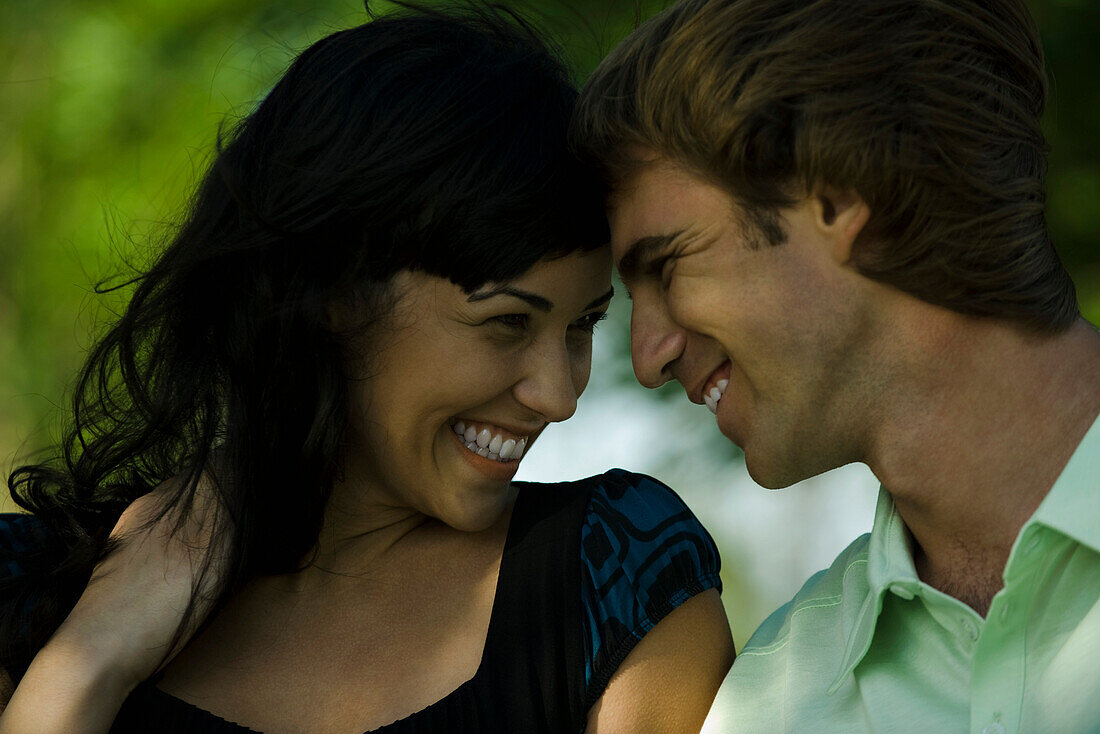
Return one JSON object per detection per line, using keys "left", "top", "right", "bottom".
{"left": 1027, "top": 413, "right": 1100, "bottom": 553}
{"left": 828, "top": 412, "right": 1100, "bottom": 694}
{"left": 829, "top": 486, "right": 916, "bottom": 694}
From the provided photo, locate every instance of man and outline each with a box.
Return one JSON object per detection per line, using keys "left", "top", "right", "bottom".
{"left": 572, "top": 0, "right": 1100, "bottom": 731}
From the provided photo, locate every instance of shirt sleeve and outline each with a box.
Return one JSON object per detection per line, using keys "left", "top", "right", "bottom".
{"left": 579, "top": 469, "right": 722, "bottom": 707}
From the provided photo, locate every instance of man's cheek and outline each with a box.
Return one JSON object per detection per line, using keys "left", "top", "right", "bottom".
{"left": 667, "top": 281, "right": 721, "bottom": 330}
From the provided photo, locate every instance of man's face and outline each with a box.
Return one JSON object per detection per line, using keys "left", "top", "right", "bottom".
{"left": 608, "top": 159, "right": 877, "bottom": 488}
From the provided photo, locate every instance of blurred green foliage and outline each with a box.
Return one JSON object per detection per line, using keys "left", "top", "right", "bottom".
{"left": 1, "top": 0, "right": 1098, "bottom": 500}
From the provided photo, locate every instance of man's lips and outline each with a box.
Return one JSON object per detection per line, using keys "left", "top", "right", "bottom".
{"left": 690, "top": 359, "right": 733, "bottom": 405}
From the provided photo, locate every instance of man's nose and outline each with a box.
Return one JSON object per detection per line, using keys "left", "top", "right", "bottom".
{"left": 630, "top": 297, "right": 686, "bottom": 389}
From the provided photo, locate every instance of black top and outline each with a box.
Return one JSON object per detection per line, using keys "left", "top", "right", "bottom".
{"left": 2, "top": 470, "right": 721, "bottom": 734}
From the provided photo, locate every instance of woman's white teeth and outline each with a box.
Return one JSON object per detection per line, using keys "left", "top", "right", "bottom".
{"left": 452, "top": 423, "right": 528, "bottom": 463}
{"left": 705, "top": 378, "right": 730, "bottom": 415}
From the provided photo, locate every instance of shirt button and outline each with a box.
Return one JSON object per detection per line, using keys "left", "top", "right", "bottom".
{"left": 890, "top": 584, "right": 915, "bottom": 600}
{"left": 981, "top": 722, "right": 1006, "bottom": 734}
{"left": 962, "top": 617, "right": 980, "bottom": 641}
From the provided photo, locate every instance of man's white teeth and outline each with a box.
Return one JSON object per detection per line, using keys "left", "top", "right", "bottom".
{"left": 705, "top": 378, "right": 730, "bottom": 415}
{"left": 452, "top": 423, "right": 527, "bottom": 463}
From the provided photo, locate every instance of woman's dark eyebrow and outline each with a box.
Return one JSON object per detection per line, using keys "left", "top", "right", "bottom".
{"left": 585, "top": 288, "right": 615, "bottom": 311}
{"left": 467, "top": 286, "right": 553, "bottom": 312}
{"left": 466, "top": 285, "right": 614, "bottom": 312}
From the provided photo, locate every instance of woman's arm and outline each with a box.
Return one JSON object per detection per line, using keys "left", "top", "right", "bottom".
{"left": 585, "top": 589, "right": 734, "bottom": 734}
{"left": 0, "top": 483, "right": 224, "bottom": 734}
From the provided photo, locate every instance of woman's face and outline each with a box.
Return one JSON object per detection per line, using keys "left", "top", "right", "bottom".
{"left": 343, "top": 247, "right": 613, "bottom": 531}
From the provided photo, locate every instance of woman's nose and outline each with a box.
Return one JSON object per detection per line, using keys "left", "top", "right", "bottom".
{"left": 513, "top": 342, "right": 581, "bottom": 423}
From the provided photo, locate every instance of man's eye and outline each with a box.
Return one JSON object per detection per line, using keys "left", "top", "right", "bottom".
{"left": 490, "top": 313, "right": 529, "bottom": 329}
{"left": 644, "top": 255, "right": 674, "bottom": 288}
{"left": 571, "top": 311, "right": 608, "bottom": 334}
{"left": 658, "top": 257, "right": 676, "bottom": 288}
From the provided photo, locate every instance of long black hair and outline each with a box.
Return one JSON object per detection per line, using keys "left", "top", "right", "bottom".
{"left": 1, "top": 2, "right": 607, "bottom": 678}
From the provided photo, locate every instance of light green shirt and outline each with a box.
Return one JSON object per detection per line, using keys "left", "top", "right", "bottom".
{"left": 725, "top": 417, "right": 1100, "bottom": 734}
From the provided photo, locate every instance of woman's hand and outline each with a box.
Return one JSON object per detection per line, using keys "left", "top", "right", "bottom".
{"left": 0, "top": 478, "right": 226, "bottom": 734}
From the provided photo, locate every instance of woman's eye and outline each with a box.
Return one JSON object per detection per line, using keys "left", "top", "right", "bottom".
{"left": 572, "top": 311, "right": 608, "bottom": 334}
{"left": 490, "top": 313, "right": 529, "bottom": 329}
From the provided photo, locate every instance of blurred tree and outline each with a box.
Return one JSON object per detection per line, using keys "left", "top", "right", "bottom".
{"left": 1, "top": 0, "right": 1097, "bottom": 501}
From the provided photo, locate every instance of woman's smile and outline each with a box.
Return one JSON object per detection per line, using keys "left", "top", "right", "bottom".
{"left": 447, "top": 425, "right": 525, "bottom": 482}
{"left": 450, "top": 419, "right": 533, "bottom": 462}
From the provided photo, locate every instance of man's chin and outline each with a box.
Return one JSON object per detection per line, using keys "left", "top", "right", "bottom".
{"left": 742, "top": 444, "right": 811, "bottom": 490}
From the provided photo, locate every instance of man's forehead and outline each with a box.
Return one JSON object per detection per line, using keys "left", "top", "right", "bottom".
{"left": 608, "top": 161, "right": 716, "bottom": 260}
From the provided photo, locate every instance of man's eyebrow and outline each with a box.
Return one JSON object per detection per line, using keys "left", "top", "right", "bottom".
{"left": 616, "top": 231, "right": 684, "bottom": 280}
{"left": 467, "top": 286, "right": 552, "bottom": 312}
{"left": 584, "top": 287, "right": 615, "bottom": 311}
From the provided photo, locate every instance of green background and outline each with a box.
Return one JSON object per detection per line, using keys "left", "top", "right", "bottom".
{"left": 1, "top": 0, "right": 1097, "bottom": 648}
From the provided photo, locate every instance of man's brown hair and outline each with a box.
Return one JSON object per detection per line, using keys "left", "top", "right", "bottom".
{"left": 573, "top": 0, "right": 1079, "bottom": 332}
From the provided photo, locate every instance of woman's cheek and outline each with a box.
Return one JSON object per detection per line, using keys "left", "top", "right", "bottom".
{"left": 570, "top": 344, "right": 593, "bottom": 397}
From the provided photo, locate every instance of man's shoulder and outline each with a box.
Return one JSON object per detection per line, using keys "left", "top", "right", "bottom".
{"left": 739, "top": 532, "right": 872, "bottom": 657}
{"left": 719, "top": 533, "right": 873, "bottom": 725}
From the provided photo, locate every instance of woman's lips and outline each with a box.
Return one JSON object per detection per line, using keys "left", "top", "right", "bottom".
{"left": 449, "top": 428, "right": 522, "bottom": 482}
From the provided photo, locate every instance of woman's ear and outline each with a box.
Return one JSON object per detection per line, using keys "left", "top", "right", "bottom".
{"left": 324, "top": 294, "right": 361, "bottom": 334}
{"left": 324, "top": 302, "right": 345, "bottom": 332}
{"left": 812, "top": 188, "right": 871, "bottom": 264}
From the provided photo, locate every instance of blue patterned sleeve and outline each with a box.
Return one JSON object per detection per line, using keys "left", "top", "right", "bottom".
{"left": 0, "top": 513, "right": 50, "bottom": 582}
{"left": 579, "top": 469, "right": 722, "bottom": 706}
{"left": 1, "top": 512, "right": 56, "bottom": 638}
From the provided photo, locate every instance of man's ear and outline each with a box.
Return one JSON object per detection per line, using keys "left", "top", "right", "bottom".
{"left": 812, "top": 188, "right": 871, "bottom": 264}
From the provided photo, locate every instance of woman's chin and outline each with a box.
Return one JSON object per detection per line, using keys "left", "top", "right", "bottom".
{"left": 437, "top": 493, "right": 513, "bottom": 533}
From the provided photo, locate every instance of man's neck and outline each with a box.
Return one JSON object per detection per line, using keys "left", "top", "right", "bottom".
{"left": 866, "top": 315, "right": 1100, "bottom": 616}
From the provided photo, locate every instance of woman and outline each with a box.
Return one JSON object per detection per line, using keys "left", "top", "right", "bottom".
{"left": 0, "top": 5, "right": 733, "bottom": 732}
